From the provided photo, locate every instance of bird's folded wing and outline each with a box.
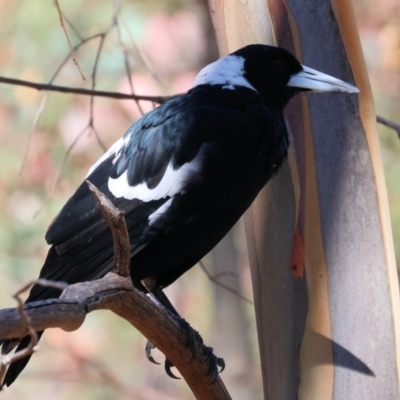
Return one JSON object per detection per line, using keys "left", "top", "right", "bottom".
{"left": 45, "top": 96, "right": 204, "bottom": 254}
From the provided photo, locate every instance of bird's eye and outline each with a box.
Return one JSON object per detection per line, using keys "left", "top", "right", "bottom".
{"left": 271, "top": 59, "right": 287, "bottom": 73}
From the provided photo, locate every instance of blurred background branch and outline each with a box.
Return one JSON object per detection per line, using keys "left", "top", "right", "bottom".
{"left": 377, "top": 115, "right": 400, "bottom": 139}
{"left": 0, "top": 76, "right": 174, "bottom": 103}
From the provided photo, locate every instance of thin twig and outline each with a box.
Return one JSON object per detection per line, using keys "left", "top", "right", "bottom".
{"left": 34, "top": 125, "right": 91, "bottom": 218}
{"left": 0, "top": 76, "right": 174, "bottom": 104}
{"left": 54, "top": 0, "right": 86, "bottom": 80}
{"left": 120, "top": 16, "right": 165, "bottom": 85}
{"left": 19, "top": 93, "right": 48, "bottom": 174}
{"left": 91, "top": 126, "right": 107, "bottom": 152}
{"left": 0, "top": 279, "right": 68, "bottom": 385}
{"left": 377, "top": 115, "right": 400, "bottom": 139}
{"left": 49, "top": 33, "right": 105, "bottom": 84}
{"left": 23, "top": 1, "right": 176, "bottom": 215}
{"left": 20, "top": 33, "right": 106, "bottom": 176}
{"left": 198, "top": 261, "right": 253, "bottom": 305}
{"left": 59, "top": 7, "right": 84, "bottom": 42}
{"left": 86, "top": 31, "right": 110, "bottom": 151}
{"left": 115, "top": 17, "right": 145, "bottom": 115}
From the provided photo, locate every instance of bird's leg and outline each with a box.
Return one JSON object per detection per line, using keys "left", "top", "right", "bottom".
{"left": 149, "top": 286, "right": 179, "bottom": 315}
{"left": 142, "top": 281, "right": 181, "bottom": 358}
{"left": 145, "top": 286, "right": 195, "bottom": 379}
{"left": 142, "top": 280, "right": 225, "bottom": 380}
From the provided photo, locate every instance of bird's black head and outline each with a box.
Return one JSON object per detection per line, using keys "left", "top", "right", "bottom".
{"left": 194, "top": 44, "right": 359, "bottom": 110}
{"left": 232, "top": 45, "right": 303, "bottom": 108}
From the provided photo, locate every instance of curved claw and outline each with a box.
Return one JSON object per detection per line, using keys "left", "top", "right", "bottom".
{"left": 145, "top": 341, "right": 160, "bottom": 365}
{"left": 217, "top": 357, "right": 225, "bottom": 373}
{"left": 165, "top": 359, "right": 181, "bottom": 380}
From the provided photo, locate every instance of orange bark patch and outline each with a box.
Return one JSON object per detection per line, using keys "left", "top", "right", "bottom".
{"left": 290, "top": 223, "right": 304, "bottom": 278}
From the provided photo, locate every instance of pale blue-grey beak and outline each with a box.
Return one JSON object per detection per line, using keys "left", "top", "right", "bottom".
{"left": 288, "top": 65, "right": 359, "bottom": 93}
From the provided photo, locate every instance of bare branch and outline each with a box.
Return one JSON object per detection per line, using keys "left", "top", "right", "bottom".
{"left": 377, "top": 115, "right": 400, "bottom": 139}
{"left": 0, "top": 76, "right": 174, "bottom": 104}
{"left": 0, "top": 279, "right": 231, "bottom": 399}
{"left": 54, "top": 0, "right": 86, "bottom": 80}
{"left": 49, "top": 33, "right": 104, "bottom": 84}
{"left": 120, "top": 16, "right": 165, "bottom": 85}
{"left": 86, "top": 181, "right": 130, "bottom": 277}
{"left": 58, "top": 6, "right": 84, "bottom": 42}
{"left": 34, "top": 125, "right": 91, "bottom": 218}
{"left": 115, "top": 16, "right": 145, "bottom": 115}
{"left": 0, "top": 186, "right": 231, "bottom": 399}
{"left": 19, "top": 93, "right": 48, "bottom": 175}
{"left": 0, "top": 279, "right": 69, "bottom": 384}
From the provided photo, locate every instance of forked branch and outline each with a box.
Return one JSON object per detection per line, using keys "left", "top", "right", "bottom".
{"left": 0, "top": 185, "right": 231, "bottom": 400}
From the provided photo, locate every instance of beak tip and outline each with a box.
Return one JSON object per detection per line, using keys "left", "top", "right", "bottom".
{"left": 345, "top": 85, "right": 360, "bottom": 94}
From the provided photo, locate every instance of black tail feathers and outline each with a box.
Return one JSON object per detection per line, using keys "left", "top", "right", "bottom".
{"left": 1, "top": 230, "right": 117, "bottom": 388}
{"left": 0, "top": 333, "right": 43, "bottom": 389}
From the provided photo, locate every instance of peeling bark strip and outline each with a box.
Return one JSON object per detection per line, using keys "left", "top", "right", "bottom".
{"left": 0, "top": 185, "right": 231, "bottom": 400}
{"left": 209, "top": 2, "right": 308, "bottom": 399}
{"left": 209, "top": 1, "right": 400, "bottom": 400}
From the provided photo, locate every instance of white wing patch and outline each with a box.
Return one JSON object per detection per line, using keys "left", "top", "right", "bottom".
{"left": 194, "top": 55, "right": 257, "bottom": 92}
{"left": 86, "top": 136, "right": 127, "bottom": 177}
{"left": 108, "top": 151, "right": 203, "bottom": 202}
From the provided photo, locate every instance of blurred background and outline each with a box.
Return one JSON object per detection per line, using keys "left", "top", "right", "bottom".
{"left": 0, "top": 0, "right": 398, "bottom": 399}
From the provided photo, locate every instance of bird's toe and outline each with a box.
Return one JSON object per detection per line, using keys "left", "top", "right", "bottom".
{"left": 165, "top": 359, "right": 180, "bottom": 379}
{"left": 145, "top": 341, "right": 161, "bottom": 365}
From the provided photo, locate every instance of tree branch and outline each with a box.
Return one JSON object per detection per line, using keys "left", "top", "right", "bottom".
{"left": 86, "top": 181, "right": 130, "bottom": 277}
{"left": 0, "top": 279, "right": 69, "bottom": 385}
{"left": 377, "top": 115, "right": 400, "bottom": 139}
{"left": 0, "top": 76, "right": 175, "bottom": 104}
{"left": 0, "top": 185, "right": 231, "bottom": 400}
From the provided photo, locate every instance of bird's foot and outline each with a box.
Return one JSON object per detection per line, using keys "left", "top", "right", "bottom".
{"left": 145, "top": 316, "right": 225, "bottom": 382}
{"left": 145, "top": 341, "right": 160, "bottom": 365}
{"left": 200, "top": 344, "right": 225, "bottom": 382}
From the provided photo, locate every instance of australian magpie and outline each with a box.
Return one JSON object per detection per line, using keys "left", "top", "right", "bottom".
{"left": 0, "top": 44, "right": 358, "bottom": 388}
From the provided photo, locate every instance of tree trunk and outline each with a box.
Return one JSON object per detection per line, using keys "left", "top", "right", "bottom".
{"left": 208, "top": 0, "right": 400, "bottom": 399}
{"left": 210, "top": 226, "right": 260, "bottom": 399}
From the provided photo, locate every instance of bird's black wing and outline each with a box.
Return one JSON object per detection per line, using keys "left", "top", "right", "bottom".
{"left": 46, "top": 94, "right": 201, "bottom": 249}
{"left": 30, "top": 94, "right": 205, "bottom": 300}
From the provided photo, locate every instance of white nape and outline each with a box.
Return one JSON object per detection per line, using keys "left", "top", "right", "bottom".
{"left": 108, "top": 152, "right": 203, "bottom": 202}
{"left": 148, "top": 197, "right": 173, "bottom": 225}
{"left": 86, "top": 136, "right": 127, "bottom": 177}
{"left": 194, "top": 55, "right": 257, "bottom": 92}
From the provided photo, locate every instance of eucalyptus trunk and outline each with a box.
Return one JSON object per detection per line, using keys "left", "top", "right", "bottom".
{"left": 208, "top": 0, "right": 400, "bottom": 399}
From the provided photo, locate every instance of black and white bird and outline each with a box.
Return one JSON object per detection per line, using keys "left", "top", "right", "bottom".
{"left": 1, "top": 44, "right": 358, "bottom": 387}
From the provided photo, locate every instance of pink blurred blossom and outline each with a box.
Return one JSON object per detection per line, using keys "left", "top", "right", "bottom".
{"left": 142, "top": 11, "right": 206, "bottom": 79}
{"left": 117, "top": 73, "right": 162, "bottom": 120}
{"left": 58, "top": 99, "right": 128, "bottom": 155}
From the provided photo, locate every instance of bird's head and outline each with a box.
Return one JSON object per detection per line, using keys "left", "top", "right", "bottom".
{"left": 194, "top": 44, "right": 359, "bottom": 109}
